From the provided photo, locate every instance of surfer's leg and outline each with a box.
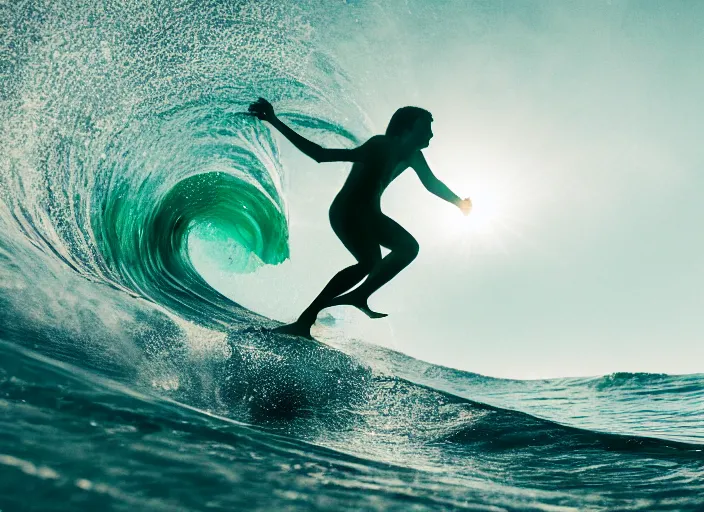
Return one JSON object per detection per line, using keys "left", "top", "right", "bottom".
{"left": 275, "top": 209, "right": 382, "bottom": 335}
{"left": 293, "top": 258, "right": 377, "bottom": 327}
{"left": 273, "top": 261, "right": 377, "bottom": 338}
{"left": 330, "top": 215, "right": 418, "bottom": 309}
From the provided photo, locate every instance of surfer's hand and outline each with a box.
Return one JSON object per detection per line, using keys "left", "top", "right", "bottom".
{"left": 459, "top": 197, "right": 472, "bottom": 216}
{"left": 248, "top": 97, "right": 276, "bottom": 123}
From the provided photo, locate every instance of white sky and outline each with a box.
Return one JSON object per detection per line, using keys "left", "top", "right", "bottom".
{"left": 194, "top": 1, "right": 704, "bottom": 379}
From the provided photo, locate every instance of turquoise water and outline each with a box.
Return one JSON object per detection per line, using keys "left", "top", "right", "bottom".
{"left": 1, "top": 1, "right": 703, "bottom": 510}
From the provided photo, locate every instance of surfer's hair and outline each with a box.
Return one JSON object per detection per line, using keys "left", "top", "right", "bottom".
{"left": 385, "top": 106, "right": 433, "bottom": 137}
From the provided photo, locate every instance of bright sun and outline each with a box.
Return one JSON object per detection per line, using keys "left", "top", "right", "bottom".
{"left": 445, "top": 187, "right": 506, "bottom": 237}
{"left": 467, "top": 191, "right": 502, "bottom": 234}
{"left": 411, "top": 144, "right": 538, "bottom": 254}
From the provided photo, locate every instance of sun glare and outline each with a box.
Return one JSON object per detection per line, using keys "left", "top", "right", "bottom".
{"left": 427, "top": 159, "right": 533, "bottom": 256}
{"left": 443, "top": 186, "right": 507, "bottom": 238}
{"left": 465, "top": 190, "right": 502, "bottom": 234}
{"left": 413, "top": 139, "right": 543, "bottom": 255}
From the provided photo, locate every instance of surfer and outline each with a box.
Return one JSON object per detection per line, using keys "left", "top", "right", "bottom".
{"left": 248, "top": 98, "right": 471, "bottom": 338}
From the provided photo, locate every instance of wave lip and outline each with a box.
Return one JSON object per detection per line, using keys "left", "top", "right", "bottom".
{"left": 1, "top": 0, "right": 367, "bottom": 331}
{"left": 93, "top": 101, "right": 289, "bottom": 322}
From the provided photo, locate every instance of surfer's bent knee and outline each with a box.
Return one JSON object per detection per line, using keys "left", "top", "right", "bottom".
{"left": 394, "top": 235, "right": 419, "bottom": 262}
{"left": 406, "top": 237, "right": 420, "bottom": 260}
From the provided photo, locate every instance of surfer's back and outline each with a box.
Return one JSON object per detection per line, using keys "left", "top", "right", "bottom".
{"left": 337, "top": 135, "right": 406, "bottom": 205}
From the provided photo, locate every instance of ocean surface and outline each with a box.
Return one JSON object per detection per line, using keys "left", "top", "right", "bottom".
{"left": 1, "top": 1, "right": 703, "bottom": 510}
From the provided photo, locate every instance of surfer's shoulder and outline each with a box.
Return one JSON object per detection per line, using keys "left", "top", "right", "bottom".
{"left": 361, "top": 134, "right": 390, "bottom": 155}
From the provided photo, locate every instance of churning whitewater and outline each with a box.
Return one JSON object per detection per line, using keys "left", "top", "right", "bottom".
{"left": 1, "top": 1, "right": 702, "bottom": 511}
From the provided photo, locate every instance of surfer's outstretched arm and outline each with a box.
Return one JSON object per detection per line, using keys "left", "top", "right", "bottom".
{"left": 410, "top": 151, "right": 472, "bottom": 215}
{"left": 248, "top": 98, "right": 378, "bottom": 164}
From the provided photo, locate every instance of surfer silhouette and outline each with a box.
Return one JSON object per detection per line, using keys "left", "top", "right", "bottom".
{"left": 248, "top": 98, "right": 471, "bottom": 339}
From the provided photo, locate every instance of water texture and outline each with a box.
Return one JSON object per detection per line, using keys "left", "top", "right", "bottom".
{"left": 1, "top": 1, "right": 702, "bottom": 510}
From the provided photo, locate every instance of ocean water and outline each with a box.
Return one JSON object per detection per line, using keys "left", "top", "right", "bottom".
{"left": 1, "top": 1, "right": 703, "bottom": 510}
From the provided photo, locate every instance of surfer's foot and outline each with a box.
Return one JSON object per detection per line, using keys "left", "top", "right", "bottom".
{"left": 271, "top": 321, "right": 314, "bottom": 340}
{"left": 328, "top": 292, "right": 388, "bottom": 319}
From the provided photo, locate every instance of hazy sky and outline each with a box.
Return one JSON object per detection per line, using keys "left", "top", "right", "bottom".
{"left": 196, "top": 1, "right": 704, "bottom": 379}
